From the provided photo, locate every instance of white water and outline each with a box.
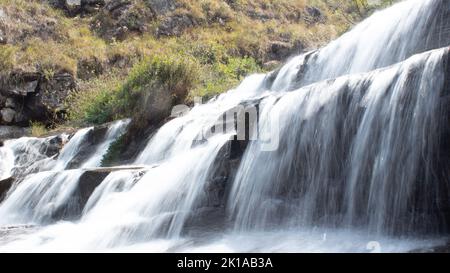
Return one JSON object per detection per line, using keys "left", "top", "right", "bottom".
{"left": 81, "top": 119, "right": 130, "bottom": 168}
{"left": 0, "top": 145, "right": 14, "bottom": 180}
{"left": 0, "top": 170, "right": 84, "bottom": 225}
{"left": 0, "top": 119, "right": 130, "bottom": 176}
{"left": 295, "top": 0, "right": 450, "bottom": 87}
{"left": 0, "top": 0, "right": 449, "bottom": 252}
{"left": 0, "top": 137, "right": 58, "bottom": 178}
{"left": 230, "top": 48, "right": 448, "bottom": 235}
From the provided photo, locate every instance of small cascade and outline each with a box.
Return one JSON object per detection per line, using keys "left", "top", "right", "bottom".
{"left": 51, "top": 128, "right": 92, "bottom": 171}
{"left": 81, "top": 119, "right": 130, "bottom": 168}
{"left": 0, "top": 170, "right": 84, "bottom": 225}
{"left": 0, "top": 136, "right": 63, "bottom": 178}
{"left": 0, "top": 120, "right": 130, "bottom": 226}
{"left": 0, "top": 144, "right": 14, "bottom": 180}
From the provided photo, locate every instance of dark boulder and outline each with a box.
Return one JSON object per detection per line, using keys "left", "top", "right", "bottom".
{"left": 50, "top": 168, "right": 145, "bottom": 221}
{"left": 50, "top": 170, "right": 109, "bottom": 221}
{"left": 41, "top": 135, "right": 67, "bottom": 157}
{"left": 181, "top": 137, "right": 250, "bottom": 232}
{"left": 0, "top": 177, "right": 14, "bottom": 202}
{"left": 0, "top": 72, "right": 40, "bottom": 97}
{"left": 65, "top": 124, "right": 109, "bottom": 169}
{"left": 77, "top": 170, "right": 110, "bottom": 208}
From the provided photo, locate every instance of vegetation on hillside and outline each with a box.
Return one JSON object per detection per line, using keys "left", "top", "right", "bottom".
{"left": 0, "top": 0, "right": 399, "bottom": 127}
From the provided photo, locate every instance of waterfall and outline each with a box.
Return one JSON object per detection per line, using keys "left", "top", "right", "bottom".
{"left": 230, "top": 48, "right": 449, "bottom": 235}
{"left": 0, "top": 170, "right": 84, "bottom": 225}
{"left": 0, "top": 144, "right": 14, "bottom": 180}
{"left": 0, "top": 0, "right": 449, "bottom": 252}
{"left": 81, "top": 119, "right": 130, "bottom": 168}
{"left": 0, "top": 120, "right": 130, "bottom": 226}
{"left": 293, "top": 0, "right": 450, "bottom": 87}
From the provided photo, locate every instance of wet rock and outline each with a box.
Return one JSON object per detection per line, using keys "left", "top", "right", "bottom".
{"left": 0, "top": 125, "right": 29, "bottom": 140}
{"left": 41, "top": 135, "right": 66, "bottom": 157}
{"left": 65, "top": 124, "right": 109, "bottom": 169}
{"left": 0, "top": 177, "right": 14, "bottom": 202}
{"left": 264, "top": 67, "right": 282, "bottom": 89}
{"left": 51, "top": 168, "right": 145, "bottom": 221}
{"left": 77, "top": 170, "right": 110, "bottom": 207}
{"left": 50, "top": 170, "right": 109, "bottom": 221}
{"left": 182, "top": 137, "right": 249, "bottom": 232}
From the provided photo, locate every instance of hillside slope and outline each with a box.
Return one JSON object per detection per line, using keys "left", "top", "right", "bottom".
{"left": 0, "top": 0, "right": 396, "bottom": 132}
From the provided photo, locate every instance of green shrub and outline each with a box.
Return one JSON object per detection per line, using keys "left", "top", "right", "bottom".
{"left": 191, "top": 56, "right": 262, "bottom": 99}
{"left": 66, "top": 73, "right": 124, "bottom": 124}
{"left": 101, "top": 133, "right": 126, "bottom": 166}
{"left": 122, "top": 53, "right": 199, "bottom": 96}
{"left": 68, "top": 53, "right": 199, "bottom": 124}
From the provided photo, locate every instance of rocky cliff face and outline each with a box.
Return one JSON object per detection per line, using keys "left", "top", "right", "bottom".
{"left": 0, "top": 71, "right": 75, "bottom": 127}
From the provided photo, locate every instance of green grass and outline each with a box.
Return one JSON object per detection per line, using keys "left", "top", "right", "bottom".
{"left": 30, "top": 121, "right": 48, "bottom": 137}
{"left": 0, "top": 44, "right": 17, "bottom": 71}
{"left": 190, "top": 56, "right": 262, "bottom": 99}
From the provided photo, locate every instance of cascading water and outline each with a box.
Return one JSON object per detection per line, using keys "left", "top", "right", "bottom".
{"left": 0, "top": 0, "right": 449, "bottom": 252}
{"left": 0, "top": 145, "right": 13, "bottom": 180}
{"left": 230, "top": 48, "right": 449, "bottom": 236}
{"left": 293, "top": 0, "right": 450, "bottom": 87}
{"left": 0, "top": 120, "right": 130, "bottom": 226}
